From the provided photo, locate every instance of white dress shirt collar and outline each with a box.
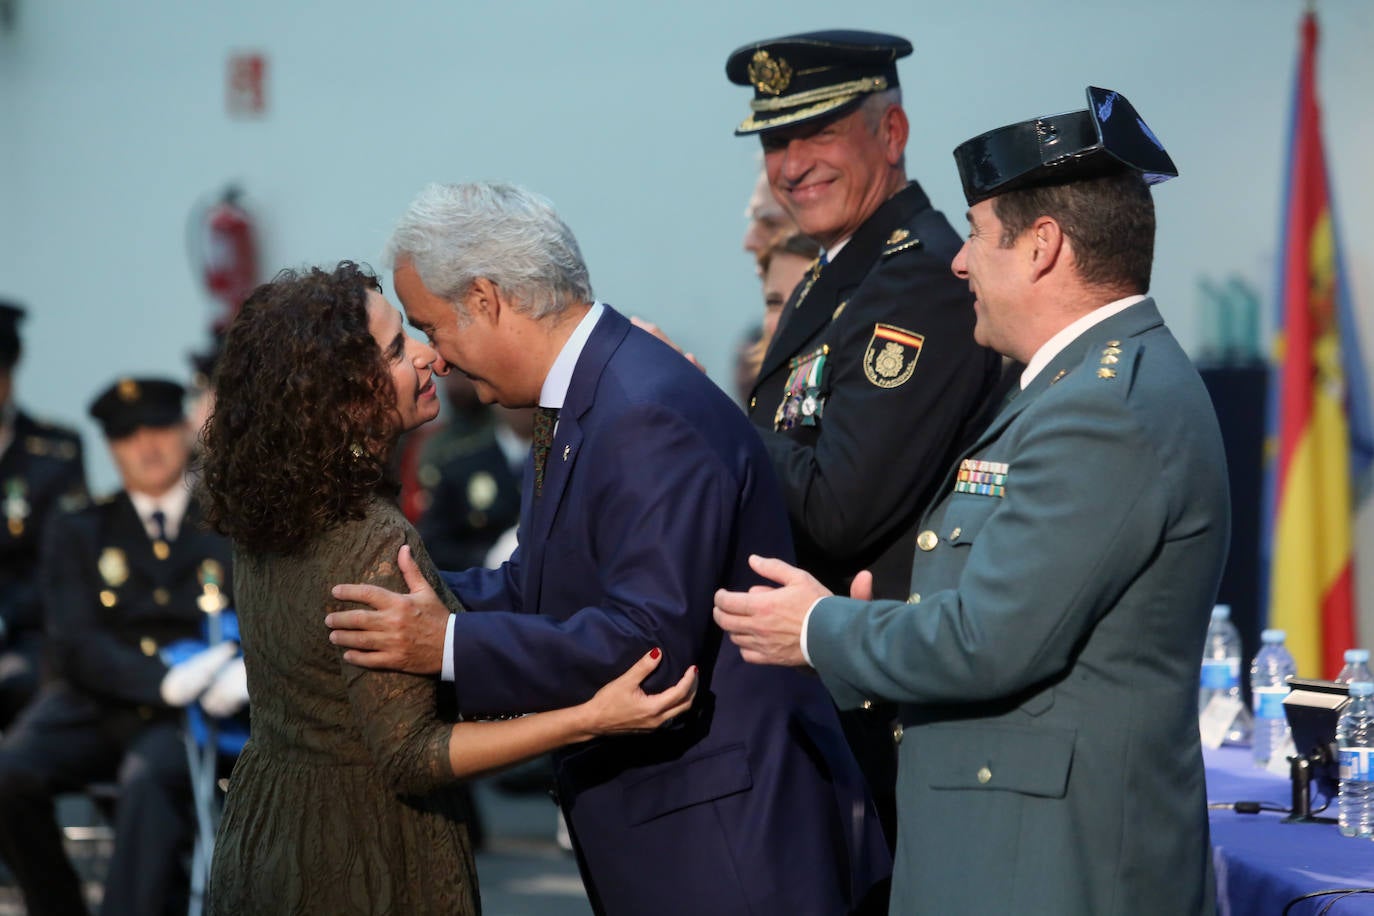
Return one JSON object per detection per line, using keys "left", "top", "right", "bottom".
{"left": 128, "top": 478, "right": 191, "bottom": 541}
{"left": 539, "top": 302, "right": 604, "bottom": 410}
{"left": 1019, "top": 295, "right": 1146, "bottom": 390}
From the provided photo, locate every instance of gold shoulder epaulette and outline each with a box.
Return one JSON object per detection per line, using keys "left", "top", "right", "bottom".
{"left": 882, "top": 227, "right": 922, "bottom": 258}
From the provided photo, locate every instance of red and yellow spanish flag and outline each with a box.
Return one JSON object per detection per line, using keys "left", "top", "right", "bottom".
{"left": 1266, "top": 10, "right": 1373, "bottom": 677}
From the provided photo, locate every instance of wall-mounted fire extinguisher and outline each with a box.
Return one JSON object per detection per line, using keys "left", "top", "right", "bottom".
{"left": 189, "top": 185, "right": 259, "bottom": 332}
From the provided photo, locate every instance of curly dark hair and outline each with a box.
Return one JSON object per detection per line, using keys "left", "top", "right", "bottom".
{"left": 198, "top": 261, "right": 402, "bottom": 555}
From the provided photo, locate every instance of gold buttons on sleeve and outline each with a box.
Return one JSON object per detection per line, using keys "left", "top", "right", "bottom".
{"left": 977, "top": 766, "right": 992, "bottom": 784}
{"left": 893, "top": 723, "right": 904, "bottom": 745}
{"left": 949, "top": 527, "right": 962, "bottom": 540}
{"left": 916, "top": 530, "right": 938, "bottom": 551}
{"left": 139, "top": 637, "right": 158, "bottom": 657}
{"left": 861, "top": 699, "right": 873, "bottom": 710}
{"left": 906, "top": 592, "right": 921, "bottom": 604}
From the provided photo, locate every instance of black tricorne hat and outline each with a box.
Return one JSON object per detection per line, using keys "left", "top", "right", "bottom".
{"left": 952, "top": 87, "right": 1178, "bottom": 206}
{"left": 0, "top": 301, "right": 25, "bottom": 369}
{"left": 726, "top": 30, "right": 912, "bottom": 136}
{"left": 88, "top": 377, "right": 186, "bottom": 439}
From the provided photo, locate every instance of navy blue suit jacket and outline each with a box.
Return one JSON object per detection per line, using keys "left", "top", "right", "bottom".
{"left": 442, "top": 306, "right": 889, "bottom": 915}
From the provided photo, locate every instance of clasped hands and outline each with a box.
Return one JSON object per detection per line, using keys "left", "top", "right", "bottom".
{"left": 159, "top": 641, "right": 249, "bottom": 717}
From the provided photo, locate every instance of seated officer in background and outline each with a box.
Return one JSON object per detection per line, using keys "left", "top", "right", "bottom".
{"left": 416, "top": 400, "right": 531, "bottom": 571}
{"left": 715, "top": 88, "right": 1227, "bottom": 914}
{"left": 0, "top": 302, "right": 88, "bottom": 730}
{"left": 0, "top": 377, "right": 233, "bottom": 916}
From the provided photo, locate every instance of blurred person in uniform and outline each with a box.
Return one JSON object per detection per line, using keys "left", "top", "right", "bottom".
{"left": 723, "top": 29, "right": 1003, "bottom": 854}
{"left": 416, "top": 402, "right": 532, "bottom": 572}
{"left": 0, "top": 302, "right": 88, "bottom": 730}
{"left": 714, "top": 88, "right": 1227, "bottom": 915}
{"left": 0, "top": 377, "right": 233, "bottom": 916}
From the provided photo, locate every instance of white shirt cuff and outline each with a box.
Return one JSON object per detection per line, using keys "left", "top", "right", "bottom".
{"left": 441, "top": 613, "right": 456, "bottom": 682}
{"left": 800, "top": 596, "right": 828, "bottom": 667}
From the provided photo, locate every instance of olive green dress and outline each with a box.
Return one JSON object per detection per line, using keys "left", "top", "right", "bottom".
{"left": 208, "top": 497, "right": 479, "bottom": 915}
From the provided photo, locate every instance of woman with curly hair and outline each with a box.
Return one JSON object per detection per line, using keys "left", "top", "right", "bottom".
{"left": 200, "top": 262, "right": 695, "bottom": 914}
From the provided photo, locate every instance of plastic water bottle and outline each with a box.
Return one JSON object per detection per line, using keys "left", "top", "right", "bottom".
{"left": 1336, "top": 650, "right": 1373, "bottom": 686}
{"left": 1251, "top": 628, "right": 1296, "bottom": 768}
{"left": 1198, "top": 605, "right": 1251, "bottom": 744}
{"left": 1337, "top": 680, "right": 1374, "bottom": 838}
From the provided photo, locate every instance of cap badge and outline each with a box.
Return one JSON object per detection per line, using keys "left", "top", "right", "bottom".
{"left": 748, "top": 50, "right": 792, "bottom": 96}
{"left": 117, "top": 378, "right": 140, "bottom": 402}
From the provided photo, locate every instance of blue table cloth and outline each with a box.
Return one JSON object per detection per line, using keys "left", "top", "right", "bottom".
{"left": 1208, "top": 746, "right": 1374, "bottom": 915}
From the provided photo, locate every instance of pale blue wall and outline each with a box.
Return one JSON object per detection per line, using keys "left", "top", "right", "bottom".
{"left": 3, "top": 0, "right": 1373, "bottom": 628}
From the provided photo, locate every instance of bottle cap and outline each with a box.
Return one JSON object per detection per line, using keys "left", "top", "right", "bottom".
{"left": 1261, "top": 628, "right": 1286, "bottom": 645}
{"left": 1211, "top": 605, "right": 1232, "bottom": 621}
{"left": 1345, "top": 649, "right": 1370, "bottom": 664}
{"left": 1348, "top": 681, "right": 1374, "bottom": 697}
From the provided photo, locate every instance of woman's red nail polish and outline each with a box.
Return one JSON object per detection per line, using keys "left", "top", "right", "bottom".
{"left": 650, "top": 647, "right": 661, "bottom": 660}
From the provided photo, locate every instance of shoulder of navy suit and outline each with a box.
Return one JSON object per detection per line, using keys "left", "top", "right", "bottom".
{"left": 560, "top": 305, "right": 631, "bottom": 421}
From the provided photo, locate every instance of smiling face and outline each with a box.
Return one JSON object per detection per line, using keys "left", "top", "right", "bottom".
{"left": 365, "top": 288, "right": 441, "bottom": 433}
{"left": 760, "top": 100, "right": 907, "bottom": 249}
{"left": 951, "top": 198, "right": 1032, "bottom": 360}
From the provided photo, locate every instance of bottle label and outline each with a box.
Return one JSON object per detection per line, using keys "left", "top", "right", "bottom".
{"left": 1253, "top": 686, "right": 1288, "bottom": 719}
{"left": 1339, "top": 747, "right": 1374, "bottom": 784}
{"left": 1200, "top": 658, "right": 1240, "bottom": 690}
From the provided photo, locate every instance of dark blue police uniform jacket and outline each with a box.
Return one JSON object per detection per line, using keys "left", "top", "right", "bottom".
{"left": 442, "top": 306, "right": 889, "bottom": 916}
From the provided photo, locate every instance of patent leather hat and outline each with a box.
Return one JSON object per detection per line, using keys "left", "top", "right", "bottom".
{"left": 953, "top": 86, "right": 1177, "bottom": 205}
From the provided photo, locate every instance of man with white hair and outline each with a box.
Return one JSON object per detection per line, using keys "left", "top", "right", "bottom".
{"left": 327, "top": 181, "right": 891, "bottom": 915}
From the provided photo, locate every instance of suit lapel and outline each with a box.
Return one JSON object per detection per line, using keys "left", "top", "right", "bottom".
{"left": 520, "top": 306, "right": 631, "bottom": 613}
{"left": 755, "top": 183, "right": 932, "bottom": 384}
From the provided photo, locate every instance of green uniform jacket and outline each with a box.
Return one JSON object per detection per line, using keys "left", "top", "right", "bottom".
{"left": 810, "top": 300, "right": 1228, "bottom": 915}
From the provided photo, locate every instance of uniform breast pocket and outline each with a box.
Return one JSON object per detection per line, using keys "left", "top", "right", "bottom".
{"left": 939, "top": 493, "right": 1003, "bottom": 549}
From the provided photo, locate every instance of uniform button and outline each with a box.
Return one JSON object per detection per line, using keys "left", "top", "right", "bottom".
{"left": 153, "top": 540, "right": 170, "bottom": 560}
{"left": 916, "top": 530, "right": 938, "bottom": 551}
{"left": 892, "top": 723, "right": 904, "bottom": 745}
{"left": 100, "top": 590, "right": 117, "bottom": 608}
{"left": 977, "top": 766, "right": 992, "bottom": 784}
{"left": 749, "top": 397, "right": 756, "bottom": 410}
{"left": 153, "top": 588, "right": 170, "bottom": 606}
{"left": 1105, "top": 340, "right": 1121, "bottom": 347}
{"left": 906, "top": 592, "right": 921, "bottom": 604}
{"left": 140, "top": 637, "right": 158, "bottom": 656}
{"left": 861, "top": 699, "right": 873, "bottom": 710}
{"left": 949, "top": 527, "right": 962, "bottom": 540}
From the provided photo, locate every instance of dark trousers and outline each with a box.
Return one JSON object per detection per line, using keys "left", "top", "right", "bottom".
{"left": 0, "top": 684, "right": 191, "bottom": 916}
{"left": 0, "top": 634, "right": 42, "bottom": 730}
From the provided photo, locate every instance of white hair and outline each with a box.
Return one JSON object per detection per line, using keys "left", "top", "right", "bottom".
{"left": 383, "top": 181, "right": 593, "bottom": 321}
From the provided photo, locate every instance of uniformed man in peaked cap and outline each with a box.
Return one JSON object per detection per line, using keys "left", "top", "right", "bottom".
{"left": 715, "top": 87, "right": 1228, "bottom": 914}
{"left": 0, "top": 376, "right": 234, "bottom": 916}
{"left": 0, "top": 302, "right": 88, "bottom": 731}
{"left": 725, "top": 29, "right": 1002, "bottom": 857}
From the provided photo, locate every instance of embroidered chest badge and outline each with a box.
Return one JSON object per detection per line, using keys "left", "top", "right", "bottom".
{"left": 863, "top": 323, "right": 923, "bottom": 388}
{"left": 954, "top": 458, "right": 1008, "bottom": 497}
{"left": 774, "top": 345, "right": 829, "bottom": 431}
